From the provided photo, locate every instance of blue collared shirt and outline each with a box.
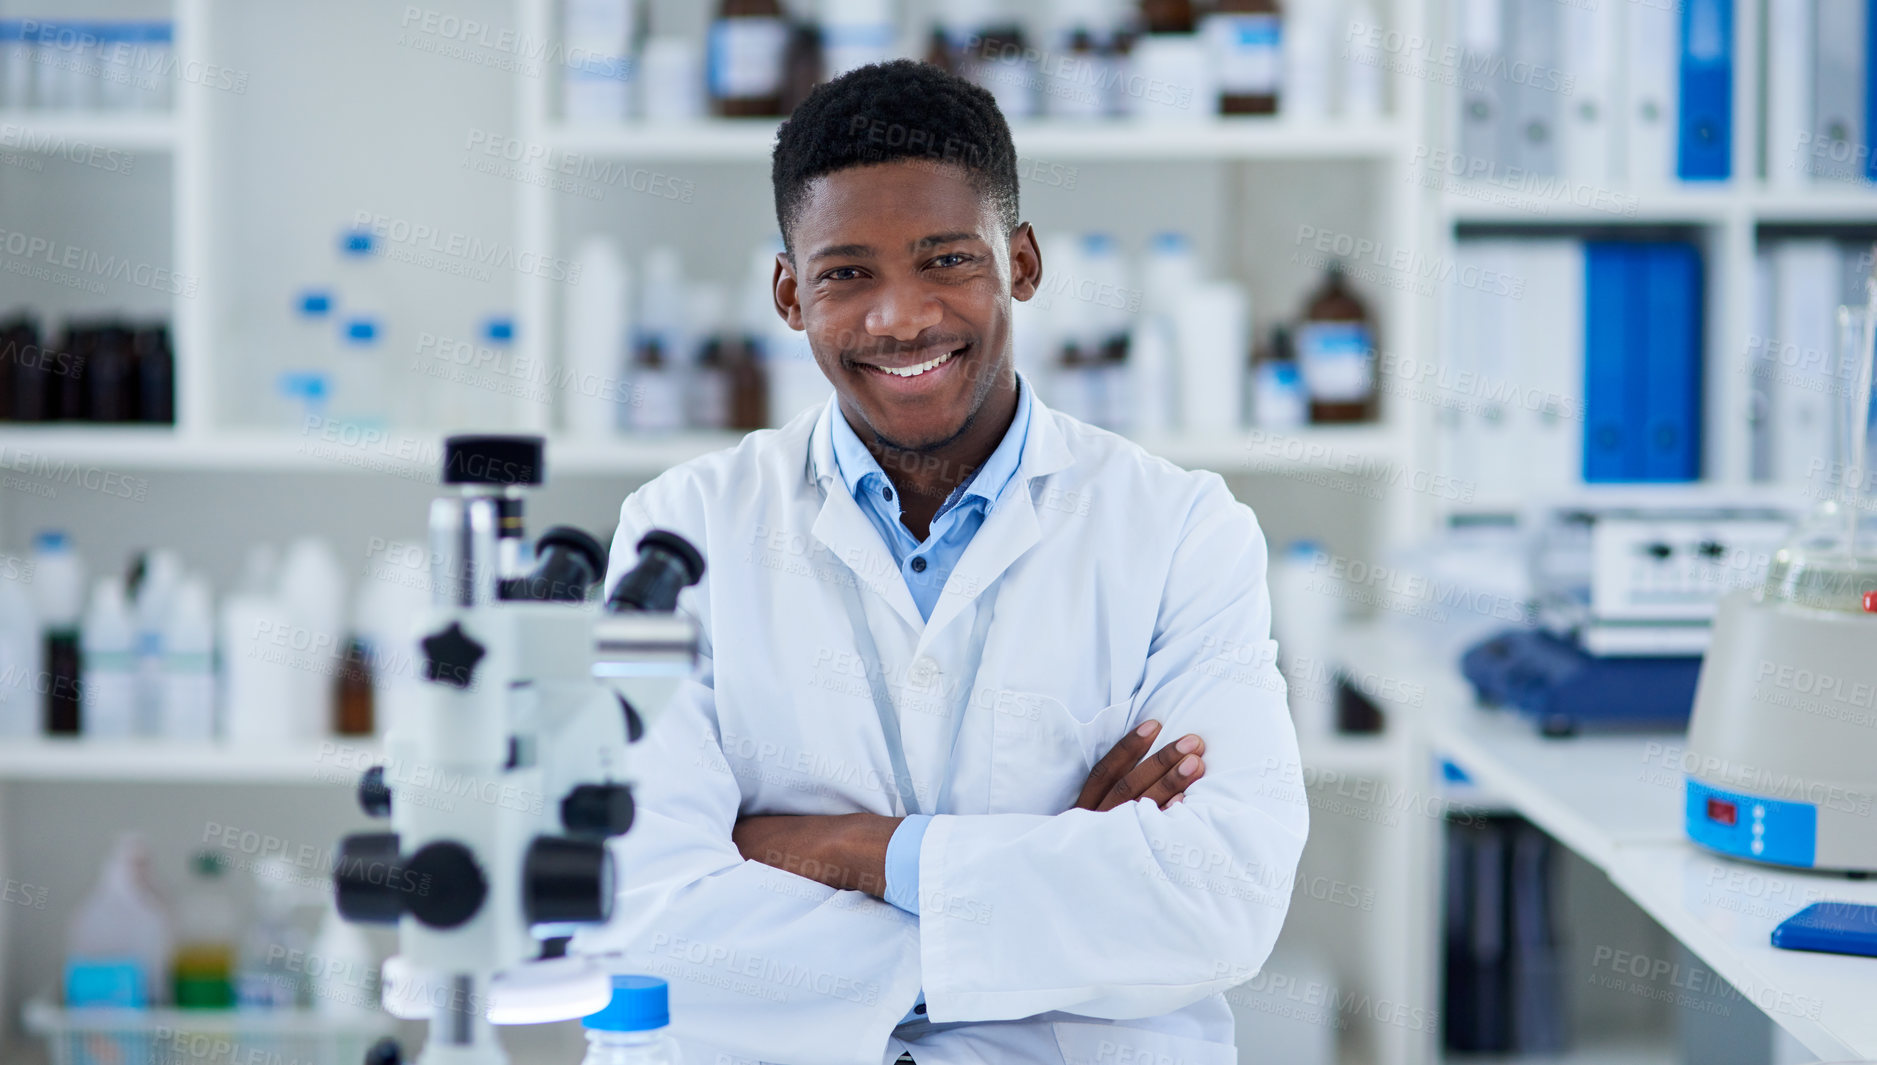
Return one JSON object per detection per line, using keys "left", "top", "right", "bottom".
{"left": 828, "top": 378, "right": 1034, "bottom": 924}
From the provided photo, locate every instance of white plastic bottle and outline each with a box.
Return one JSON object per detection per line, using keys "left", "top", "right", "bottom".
{"left": 1340, "top": 0, "right": 1384, "bottom": 119}
{"left": 563, "top": 0, "right": 639, "bottom": 122}
{"left": 161, "top": 577, "right": 217, "bottom": 741}
{"left": 277, "top": 538, "right": 345, "bottom": 738}
{"left": 237, "top": 857, "right": 312, "bottom": 1010}
{"left": 66, "top": 833, "right": 173, "bottom": 1007}
{"left": 820, "top": 0, "right": 898, "bottom": 80}
{"left": 629, "top": 247, "right": 689, "bottom": 432}
{"left": 0, "top": 563, "right": 40, "bottom": 737}
{"left": 1078, "top": 233, "right": 1133, "bottom": 430}
{"left": 566, "top": 236, "right": 633, "bottom": 438}
{"left": 219, "top": 592, "right": 300, "bottom": 747}
{"left": 582, "top": 976, "right": 681, "bottom": 1064}
{"left": 1268, "top": 540, "right": 1345, "bottom": 739}
{"left": 80, "top": 576, "right": 139, "bottom": 739}
{"left": 309, "top": 895, "right": 378, "bottom": 1017}
{"left": 132, "top": 550, "right": 182, "bottom": 736}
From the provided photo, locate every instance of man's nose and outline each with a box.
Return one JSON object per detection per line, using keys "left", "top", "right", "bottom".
{"left": 864, "top": 280, "right": 943, "bottom": 343}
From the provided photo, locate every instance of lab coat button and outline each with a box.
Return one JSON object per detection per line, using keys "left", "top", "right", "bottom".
{"left": 911, "top": 656, "right": 940, "bottom": 684}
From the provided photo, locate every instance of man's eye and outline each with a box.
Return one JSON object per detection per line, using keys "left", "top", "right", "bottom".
{"left": 932, "top": 254, "right": 971, "bottom": 268}
{"left": 823, "top": 267, "right": 863, "bottom": 282}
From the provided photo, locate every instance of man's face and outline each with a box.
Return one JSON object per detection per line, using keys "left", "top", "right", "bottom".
{"left": 774, "top": 160, "right": 1041, "bottom": 452}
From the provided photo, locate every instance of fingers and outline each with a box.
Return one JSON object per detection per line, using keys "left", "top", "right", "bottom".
{"left": 1099, "top": 733, "right": 1206, "bottom": 812}
{"left": 1074, "top": 719, "right": 1161, "bottom": 810}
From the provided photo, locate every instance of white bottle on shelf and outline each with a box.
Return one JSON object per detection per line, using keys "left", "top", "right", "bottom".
{"left": 80, "top": 576, "right": 139, "bottom": 739}
{"left": 567, "top": 236, "right": 633, "bottom": 439}
{"left": 1340, "top": 0, "right": 1383, "bottom": 119}
{"left": 1044, "top": 0, "right": 1118, "bottom": 119}
{"left": 237, "top": 857, "right": 312, "bottom": 1010}
{"left": 310, "top": 896, "right": 378, "bottom": 1017}
{"left": 277, "top": 538, "right": 346, "bottom": 739}
{"left": 685, "top": 283, "right": 731, "bottom": 430}
{"left": 563, "top": 0, "right": 640, "bottom": 122}
{"left": 639, "top": 36, "right": 705, "bottom": 121}
{"left": 161, "top": 577, "right": 217, "bottom": 742}
{"left": 1079, "top": 233, "right": 1133, "bottom": 430}
{"left": 219, "top": 592, "right": 300, "bottom": 747}
{"left": 1174, "top": 281, "right": 1252, "bottom": 434}
{"left": 0, "top": 566, "right": 40, "bottom": 738}
{"left": 1268, "top": 539, "right": 1343, "bottom": 739}
{"left": 66, "top": 834, "right": 173, "bottom": 1008}
{"left": 279, "top": 289, "right": 336, "bottom": 429}
{"left": 1280, "top": 0, "right": 1332, "bottom": 122}
{"left": 132, "top": 550, "right": 183, "bottom": 736}
{"left": 821, "top": 0, "right": 899, "bottom": 79}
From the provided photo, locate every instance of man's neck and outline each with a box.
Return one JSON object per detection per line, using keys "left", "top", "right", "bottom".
{"left": 848, "top": 382, "right": 1020, "bottom": 532}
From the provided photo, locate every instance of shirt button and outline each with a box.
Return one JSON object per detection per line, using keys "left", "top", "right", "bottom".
{"left": 910, "top": 556, "right": 927, "bottom": 573}
{"left": 914, "top": 1003, "right": 927, "bottom": 1015}
{"left": 881, "top": 486, "right": 893, "bottom": 501}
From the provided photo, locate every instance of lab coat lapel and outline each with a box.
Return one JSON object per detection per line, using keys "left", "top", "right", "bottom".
{"left": 804, "top": 401, "right": 925, "bottom": 634}
{"left": 918, "top": 399, "right": 1075, "bottom": 652}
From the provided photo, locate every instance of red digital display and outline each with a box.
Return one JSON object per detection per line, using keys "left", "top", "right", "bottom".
{"left": 1707, "top": 798, "right": 1738, "bottom": 826}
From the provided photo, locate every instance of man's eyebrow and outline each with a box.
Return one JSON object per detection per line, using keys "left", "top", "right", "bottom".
{"left": 912, "top": 232, "right": 980, "bottom": 250}
{"left": 808, "top": 242, "right": 874, "bottom": 262}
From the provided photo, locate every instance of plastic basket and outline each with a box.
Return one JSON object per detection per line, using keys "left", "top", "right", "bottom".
{"left": 23, "top": 999, "right": 390, "bottom": 1065}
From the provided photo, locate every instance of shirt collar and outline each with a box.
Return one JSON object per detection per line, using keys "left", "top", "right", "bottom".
{"left": 828, "top": 375, "right": 1034, "bottom": 514}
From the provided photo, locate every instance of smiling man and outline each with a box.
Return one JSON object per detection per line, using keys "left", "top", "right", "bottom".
{"left": 575, "top": 60, "right": 1308, "bottom": 1065}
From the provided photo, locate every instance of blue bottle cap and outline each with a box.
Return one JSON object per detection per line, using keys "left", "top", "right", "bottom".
{"left": 33, "top": 530, "right": 70, "bottom": 551}
{"left": 342, "top": 319, "right": 379, "bottom": 344}
{"left": 1286, "top": 540, "right": 1326, "bottom": 559}
{"left": 583, "top": 975, "right": 669, "bottom": 1032}
{"left": 297, "top": 290, "right": 334, "bottom": 317}
{"left": 1150, "top": 231, "right": 1192, "bottom": 254}
{"left": 1081, "top": 232, "right": 1117, "bottom": 255}
{"left": 484, "top": 317, "right": 515, "bottom": 343}
{"left": 340, "top": 229, "right": 375, "bottom": 257}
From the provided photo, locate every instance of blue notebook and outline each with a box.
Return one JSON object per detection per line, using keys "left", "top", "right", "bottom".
{"left": 1771, "top": 901, "right": 1877, "bottom": 958}
{"left": 1677, "top": 0, "right": 1733, "bottom": 180}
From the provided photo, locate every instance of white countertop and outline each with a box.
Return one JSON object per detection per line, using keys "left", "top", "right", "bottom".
{"left": 1335, "top": 622, "right": 1877, "bottom": 1062}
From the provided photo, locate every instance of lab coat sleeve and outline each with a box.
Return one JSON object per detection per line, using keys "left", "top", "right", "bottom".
{"left": 571, "top": 490, "right": 926, "bottom": 1065}
{"left": 916, "top": 481, "right": 1310, "bottom": 1023}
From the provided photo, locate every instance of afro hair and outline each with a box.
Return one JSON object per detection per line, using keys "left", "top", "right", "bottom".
{"left": 771, "top": 59, "right": 1020, "bottom": 258}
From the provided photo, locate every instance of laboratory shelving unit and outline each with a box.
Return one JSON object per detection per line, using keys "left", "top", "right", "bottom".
{"left": 1418, "top": 0, "right": 1877, "bottom": 525}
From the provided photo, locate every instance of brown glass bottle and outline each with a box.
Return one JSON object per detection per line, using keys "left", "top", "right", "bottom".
{"left": 1295, "top": 263, "right": 1378, "bottom": 423}
{"left": 1207, "top": 0, "right": 1282, "bottom": 115}
{"left": 923, "top": 25, "right": 955, "bottom": 73}
{"left": 1139, "top": 0, "right": 1196, "bottom": 34}
{"left": 709, "top": 0, "right": 790, "bottom": 118}
{"left": 134, "top": 325, "right": 174, "bottom": 424}
{"left": 334, "top": 636, "right": 374, "bottom": 736}
{"left": 723, "top": 336, "right": 769, "bottom": 430}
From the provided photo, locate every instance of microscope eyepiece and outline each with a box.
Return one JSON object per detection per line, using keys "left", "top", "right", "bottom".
{"left": 606, "top": 530, "right": 705, "bottom": 613}
{"left": 505, "top": 525, "right": 607, "bottom": 602}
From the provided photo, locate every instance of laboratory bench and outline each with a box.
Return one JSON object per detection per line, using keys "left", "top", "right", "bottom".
{"left": 1336, "top": 622, "right": 1877, "bottom": 1062}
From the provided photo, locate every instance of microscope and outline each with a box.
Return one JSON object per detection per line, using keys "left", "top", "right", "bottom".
{"left": 332, "top": 435, "right": 704, "bottom": 1065}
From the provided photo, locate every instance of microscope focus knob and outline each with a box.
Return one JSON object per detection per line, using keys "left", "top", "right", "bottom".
{"left": 358, "top": 765, "right": 392, "bottom": 818}
{"left": 363, "top": 1037, "right": 403, "bottom": 1065}
{"left": 523, "top": 835, "right": 614, "bottom": 925}
{"left": 562, "top": 783, "right": 635, "bottom": 837}
{"left": 334, "top": 832, "right": 407, "bottom": 925}
{"left": 404, "top": 841, "right": 489, "bottom": 929}
{"left": 421, "top": 622, "right": 487, "bottom": 690}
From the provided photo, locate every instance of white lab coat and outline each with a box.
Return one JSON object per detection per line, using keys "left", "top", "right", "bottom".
{"left": 573, "top": 392, "right": 1309, "bottom": 1065}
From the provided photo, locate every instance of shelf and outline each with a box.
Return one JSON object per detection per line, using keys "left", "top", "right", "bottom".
{"left": 0, "top": 111, "right": 178, "bottom": 153}
{"left": 0, "top": 424, "right": 1403, "bottom": 478}
{"left": 0, "top": 738, "right": 375, "bottom": 784}
{"left": 542, "top": 118, "right": 1409, "bottom": 163}
{"left": 1443, "top": 184, "right": 1735, "bottom": 226}
{"left": 1298, "top": 733, "right": 1401, "bottom": 778}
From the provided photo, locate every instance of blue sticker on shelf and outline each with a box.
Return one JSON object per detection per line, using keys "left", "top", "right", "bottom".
{"left": 1686, "top": 777, "right": 1817, "bottom": 867}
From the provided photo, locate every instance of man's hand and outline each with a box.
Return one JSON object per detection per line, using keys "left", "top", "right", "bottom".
{"left": 731, "top": 813, "right": 900, "bottom": 898}
{"left": 1074, "top": 720, "right": 1205, "bottom": 812}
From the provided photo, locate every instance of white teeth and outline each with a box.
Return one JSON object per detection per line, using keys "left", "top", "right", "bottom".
{"left": 878, "top": 350, "right": 956, "bottom": 378}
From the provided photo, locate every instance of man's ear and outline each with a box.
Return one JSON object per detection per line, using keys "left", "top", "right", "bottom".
{"left": 773, "top": 252, "right": 806, "bottom": 330}
{"left": 1010, "top": 223, "right": 1043, "bottom": 303}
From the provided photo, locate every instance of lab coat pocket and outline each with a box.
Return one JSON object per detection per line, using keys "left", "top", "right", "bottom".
{"left": 1051, "top": 1020, "right": 1237, "bottom": 1065}
{"left": 988, "top": 695, "right": 1133, "bottom": 813}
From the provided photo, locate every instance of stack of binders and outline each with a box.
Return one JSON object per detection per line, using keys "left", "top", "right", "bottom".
{"left": 1453, "top": 0, "right": 1733, "bottom": 185}
{"left": 1444, "top": 239, "right": 1703, "bottom": 505}
{"left": 1766, "top": 0, "right": 1877, "bottom": 183}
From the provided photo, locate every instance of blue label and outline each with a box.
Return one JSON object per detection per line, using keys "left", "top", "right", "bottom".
{"left": 1686, "top": 777, "right": 1817, "bottom": 867}
{"left": 66, "top": 960, "right": 147, "bottom": 1008}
